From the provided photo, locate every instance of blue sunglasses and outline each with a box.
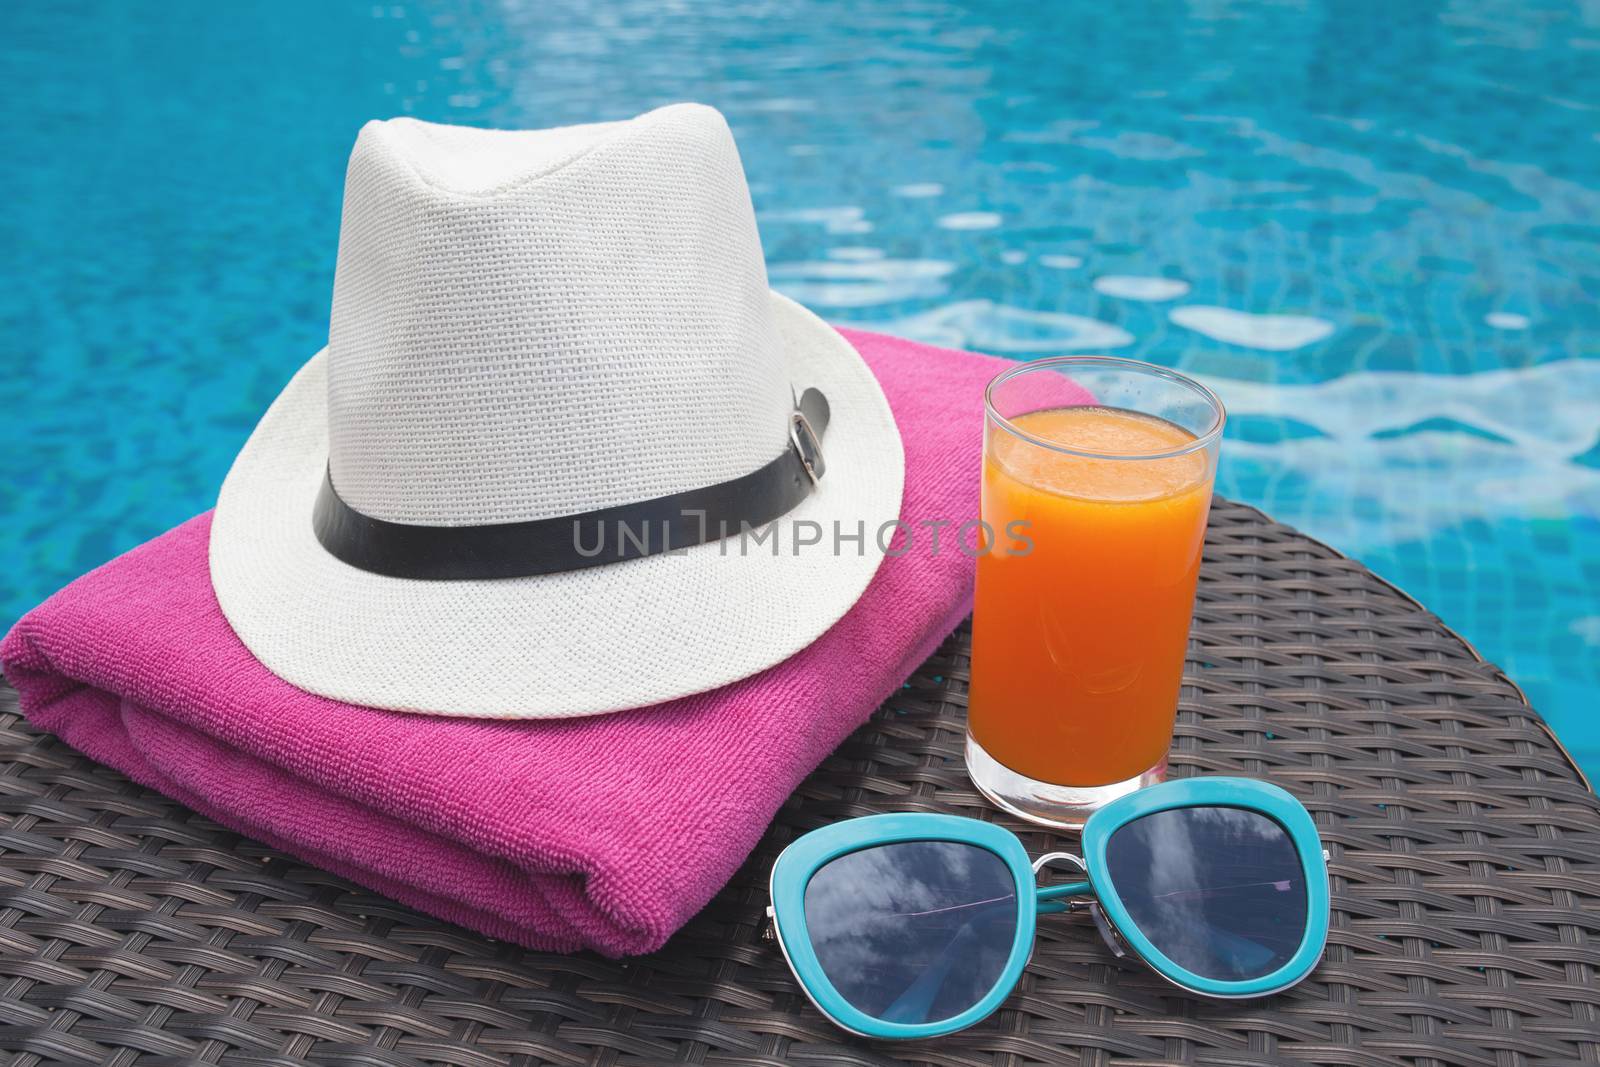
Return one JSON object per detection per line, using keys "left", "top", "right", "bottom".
{"left": 766, "top": 777, "right": 1330, "bottom": 1039}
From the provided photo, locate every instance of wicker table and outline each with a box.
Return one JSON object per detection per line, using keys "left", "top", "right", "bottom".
{"left": 1, "top": 499, "right": 1597, "bottom": 1066}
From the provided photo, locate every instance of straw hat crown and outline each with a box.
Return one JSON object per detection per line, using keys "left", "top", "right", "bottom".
{"left": 326, "top": 103, "right": 792, "bottom": 526}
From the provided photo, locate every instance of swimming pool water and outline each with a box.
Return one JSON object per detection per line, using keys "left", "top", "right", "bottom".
{"left": 4, "top": 1, "right": 1597, "bottom": 770}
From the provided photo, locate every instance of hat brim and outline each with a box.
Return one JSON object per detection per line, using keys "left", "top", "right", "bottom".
{"left": 209, "top": 293, "right": 904, "bottom": 719}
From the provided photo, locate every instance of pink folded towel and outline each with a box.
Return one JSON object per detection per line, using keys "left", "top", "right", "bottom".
{"left": 1, "top": 330, "right": 1082, "bottom": 956}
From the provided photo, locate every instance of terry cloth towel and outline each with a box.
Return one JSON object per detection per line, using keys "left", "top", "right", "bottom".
{"left": 0, "top": 329, "right": 1089, "bottom": 956}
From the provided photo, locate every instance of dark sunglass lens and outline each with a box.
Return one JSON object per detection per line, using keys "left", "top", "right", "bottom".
{"left": 802, "top": 841, "right": 1019, "bottom": 1025}
{"left": 1103, "top": 807, "right": 1307, "bottom": 983}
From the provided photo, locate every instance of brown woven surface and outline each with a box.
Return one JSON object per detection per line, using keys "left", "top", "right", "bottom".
{"left": 1, "top": 498, "right": 1597, "bottom": 1066}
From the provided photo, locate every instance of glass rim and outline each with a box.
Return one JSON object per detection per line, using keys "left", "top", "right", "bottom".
{"left": 983, "top": 355, "right": 1227, "bottom": 461}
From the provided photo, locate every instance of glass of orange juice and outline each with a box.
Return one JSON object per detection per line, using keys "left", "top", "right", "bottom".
{"left": 967, "top": 356, "right": 1224, "bottom": 827}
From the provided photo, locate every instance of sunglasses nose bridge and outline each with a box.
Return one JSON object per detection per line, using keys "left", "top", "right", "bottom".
{"left": 1032, "top": 852, "right": 1094, "bottom": 913}
{"left": 1031, "top": 851, "right": 1083, "bottom": 875}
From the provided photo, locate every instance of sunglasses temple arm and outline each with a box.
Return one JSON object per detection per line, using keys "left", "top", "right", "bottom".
{"left": 1035, "top": 880, "right": 1093, "bottom": 915}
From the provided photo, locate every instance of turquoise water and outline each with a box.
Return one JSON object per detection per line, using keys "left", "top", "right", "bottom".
{"left": 3, "top": 2, "right": 1597, "bottom": 770}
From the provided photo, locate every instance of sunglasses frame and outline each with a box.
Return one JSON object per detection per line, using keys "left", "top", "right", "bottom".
{"left": 767, "top": 777, "right": 1330, "bottom": 1040}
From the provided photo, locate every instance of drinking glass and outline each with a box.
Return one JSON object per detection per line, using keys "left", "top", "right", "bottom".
{"left": 966, "top": 356, "right": 1224, "bottom": 827}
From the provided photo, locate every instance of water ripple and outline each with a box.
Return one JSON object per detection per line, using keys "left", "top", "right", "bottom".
{"left": 759, "top": 206, "right": 872, "bottom": 235}
{"left": 1206, "top": 360, "right": 1600, "bottom": 461}
{"left": 767, "top": 258, "right": 954, "bottom": 308}
{"left": 871, "top": 300, "right": 1135, "bottom": 353}
{"left": 936, "top": 211, "right": 1003, "bottom": 231}
{"left": 1203, "top": 360, "right": 1600, "bottom": 545}
{"left": 1093, "top": 275, "right": 1191, "bottom": 301}
{"left": 1170, "top": 306, "right": 1336, "bottom": 351}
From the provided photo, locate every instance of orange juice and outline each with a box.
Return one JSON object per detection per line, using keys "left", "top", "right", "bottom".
{"left": 969, "top": 405, "right": 1213, "bottom": 787}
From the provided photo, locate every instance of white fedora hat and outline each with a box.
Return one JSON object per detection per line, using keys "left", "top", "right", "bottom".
{"left": 209, "top": 103, "right": 903, "bottom": 718}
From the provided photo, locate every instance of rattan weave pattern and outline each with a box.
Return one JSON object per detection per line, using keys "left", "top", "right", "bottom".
{"left": 0, "top": 498, "right": 1597, "bottom": 1066}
